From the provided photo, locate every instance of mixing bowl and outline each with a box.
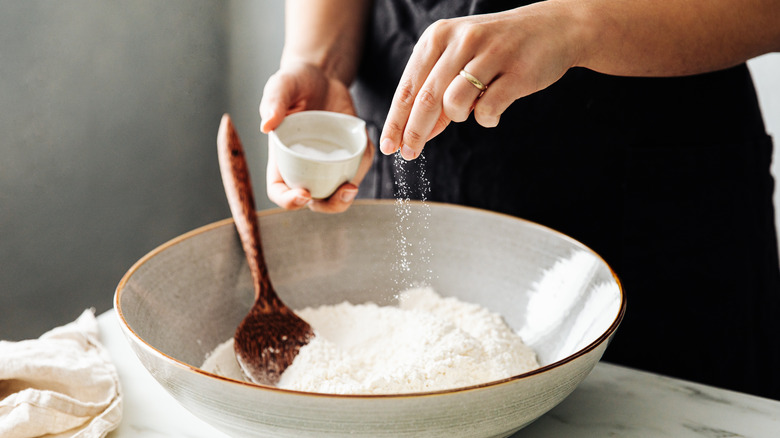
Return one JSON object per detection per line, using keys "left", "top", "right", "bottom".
{"left": 115, "top": 200, "right": 625, "bottom": 438}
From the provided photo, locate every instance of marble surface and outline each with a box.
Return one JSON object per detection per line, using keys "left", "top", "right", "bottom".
{"left": 98, "top": 311, "right": 780, "bottom": 437}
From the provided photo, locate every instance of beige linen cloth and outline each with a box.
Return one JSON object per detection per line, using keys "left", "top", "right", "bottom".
{"left": 0, "top": 309, "right": 122, "bottom": 438}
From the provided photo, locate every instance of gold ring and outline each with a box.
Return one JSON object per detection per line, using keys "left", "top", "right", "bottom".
{"left": 459, "top": 69, "right": 487, "bottom": 92}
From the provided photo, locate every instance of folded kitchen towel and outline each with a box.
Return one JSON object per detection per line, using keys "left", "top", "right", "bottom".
{"left": 0, "top": 309, "right": 122, "bottom": 438}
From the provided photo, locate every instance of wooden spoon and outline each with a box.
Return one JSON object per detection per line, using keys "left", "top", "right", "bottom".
{"left": 217, "top": 114, "right": 314, "bottom": 385}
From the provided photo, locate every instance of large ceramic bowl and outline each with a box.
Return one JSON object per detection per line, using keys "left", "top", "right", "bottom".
{"left": 115, "top": 200, "right": 625, "bottom": 438}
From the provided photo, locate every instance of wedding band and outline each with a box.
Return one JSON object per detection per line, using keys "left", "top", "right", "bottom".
{"left": 459, "top": 69, "right": 487, "bottom": 92}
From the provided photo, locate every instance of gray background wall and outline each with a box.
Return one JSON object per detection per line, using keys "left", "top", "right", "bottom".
{"left": 1, "top": 2, "right": 778, "bottom": 340}
{"left": 0, "top": 1, "right": 282, "bottom": 340}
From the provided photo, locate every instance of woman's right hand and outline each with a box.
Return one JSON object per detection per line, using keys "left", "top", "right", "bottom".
{"left": 259, "top": 61, "right": 374, "bottom": 213}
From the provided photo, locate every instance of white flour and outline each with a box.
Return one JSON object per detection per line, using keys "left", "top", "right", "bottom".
{"left": 201, "top": 287, "right": 539, "bottom": 395}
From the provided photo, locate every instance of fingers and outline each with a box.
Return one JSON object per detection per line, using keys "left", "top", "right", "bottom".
{"left": 383, "top": 62, "right": 496, "bottom": 160}
{"left": 427, "top": 111, "right": 452, "bottom": 141}
{"left": 381, "top": 20, "right": 461, "bottom": 161}
{"left": 442, "top": 61, "right": 493, "bottom": 123}
{"left": 442, "top": 74, "right": 482, "bottom": 123}
{"left": 377, "top": 7, "right": 584, "bottom": 161}
{"left": 307, "top": 184, "right": 359, "bottom": 213}
{"left": 400, "top": 57, "right": 460, "bottom": 159}
{"left": 268, "top": 183, "right": 311, "bottom": 210}
{"left": 259, "top": 73, "right": 289, "bottom": 133}
{"left": 380, "top": 19, "right": 505, "bottom": 161}
{"left": 380, "top": 73, "right": 437, "bottom": 160}
{"left": 383, "top": 50, "right": 522, "bottom": 156}
{"left": 266, "top": 145, "right": 311, "bottom": 210}
{"left": 473, "top": 73, "right": 526, "bottom": 128}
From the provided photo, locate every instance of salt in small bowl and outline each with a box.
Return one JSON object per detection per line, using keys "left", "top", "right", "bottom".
{"left": 269, "top": 111, "right": 367, "bottom": 199}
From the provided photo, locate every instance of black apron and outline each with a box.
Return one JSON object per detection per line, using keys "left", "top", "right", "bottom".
{"left": 352, "top": 0, "right": 780, "bottom": 400}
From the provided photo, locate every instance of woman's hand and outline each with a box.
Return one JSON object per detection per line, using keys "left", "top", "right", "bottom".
{"left": 379, "top": 0, "right": 780, "bottom": 161}
{"left": 379, "top": 3, "right": 583, "bottom": 160}
{"left": 259, "top": 61, "right": 375, "bottom": 213}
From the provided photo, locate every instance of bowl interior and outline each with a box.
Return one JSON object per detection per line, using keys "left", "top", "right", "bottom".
{"left": 273, "top": 110, "right": 367, "bottom": 159}
{"left": 117, "top": 200, "right": 623, "bottom": 381}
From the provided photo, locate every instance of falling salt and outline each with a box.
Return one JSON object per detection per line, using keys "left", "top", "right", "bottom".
{"left": 392, "top": 152, "right": 433, "bottom": 291}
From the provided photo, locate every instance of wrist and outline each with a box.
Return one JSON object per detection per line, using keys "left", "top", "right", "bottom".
{"left": 281, "top": 0, "right": 370, "bottom": 86}
{"left": 280, "top": 46, "right": 357, "bottom": 87}
{"left": 546, "top": 0, "right": 602, "bottom": 70}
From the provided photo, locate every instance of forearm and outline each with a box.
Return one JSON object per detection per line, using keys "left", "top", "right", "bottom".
{"left": 563, "top": 0, "right": 780, "bottom": 77}
{"left": 282, "top": 0, "right": 372, "bottom": 84}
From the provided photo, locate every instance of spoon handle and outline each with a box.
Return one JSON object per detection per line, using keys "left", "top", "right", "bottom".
{"left": 217, "top": 114, "right": 278, "bottom": 306}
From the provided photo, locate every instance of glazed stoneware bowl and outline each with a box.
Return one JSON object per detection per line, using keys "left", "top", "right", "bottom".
{"left": 115, "top": 200, "right": 625, "bottom": 438}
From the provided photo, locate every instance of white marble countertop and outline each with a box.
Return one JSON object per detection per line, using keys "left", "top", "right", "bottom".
{"left": 98, "top": 311, "right": 780, "bottom": 437}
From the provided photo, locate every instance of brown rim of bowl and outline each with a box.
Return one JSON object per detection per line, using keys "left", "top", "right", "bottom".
{"left": 114, "top": 199, "right": 626, "bottom": 399}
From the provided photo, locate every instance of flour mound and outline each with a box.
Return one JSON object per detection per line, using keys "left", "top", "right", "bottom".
{"left": 278, "top": 287, "right": 538, "bottom": 394}
{"left": 201, "top": 287, "right": 538, "bottom": 395}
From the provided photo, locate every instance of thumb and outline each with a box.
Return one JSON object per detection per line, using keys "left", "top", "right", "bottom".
{"left": 259, "top": 72, "right": 298, "bottom": 133}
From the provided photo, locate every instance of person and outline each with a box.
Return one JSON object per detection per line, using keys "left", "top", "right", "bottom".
{"left": 259, "top": 0, "right": 780, "bottom": 399}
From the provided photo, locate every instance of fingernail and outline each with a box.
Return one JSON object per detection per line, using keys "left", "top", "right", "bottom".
{"left": 340, "top": 188, "right": 358, "bottom": 203}
{"left": 400, "top": 144, "right": 417, "bottom": 160}
{"left": 294, "top": 195, "right": 309, "bottom": 206}
{"left": 380, "top": 138, "right": 396, "bottom": 155}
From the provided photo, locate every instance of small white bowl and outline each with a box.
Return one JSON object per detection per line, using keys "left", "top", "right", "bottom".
{"left": 269, "top": 111, "right": 367, "bottom": 199}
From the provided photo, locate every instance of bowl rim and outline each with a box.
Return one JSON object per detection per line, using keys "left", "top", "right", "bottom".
{"left": 269, "top": 110, "right": 368, "bottom": 164}
{"left": 114, "top": 199, "right": 626, "bottom": 399}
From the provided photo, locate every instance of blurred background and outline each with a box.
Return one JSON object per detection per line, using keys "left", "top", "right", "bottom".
{"left": 1, "top": 1, "right": 779, "bottom": 340}
{"left": 0, "top": 1, "right": 281, "bottom": 340}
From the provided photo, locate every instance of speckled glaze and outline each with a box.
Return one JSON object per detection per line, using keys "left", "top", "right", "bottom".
{"left": 114, "top": 200, "right": 625, "bottom": 438}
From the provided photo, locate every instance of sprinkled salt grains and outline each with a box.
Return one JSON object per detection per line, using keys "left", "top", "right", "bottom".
{"left": 392, "top": 152, "right": 433, "bottom": 289}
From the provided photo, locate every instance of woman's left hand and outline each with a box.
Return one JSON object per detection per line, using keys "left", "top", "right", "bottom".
{"left": 379, "top": 2, "right": 585, "bottom": 160}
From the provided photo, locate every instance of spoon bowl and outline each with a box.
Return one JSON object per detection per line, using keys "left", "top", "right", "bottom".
{"left": 217, "top": 114, "right": 314, "bottom": 385}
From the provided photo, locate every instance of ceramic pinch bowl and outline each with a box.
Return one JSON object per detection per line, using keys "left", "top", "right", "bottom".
{"left": 269, "top": 111, "right": 367, "bottom": 199}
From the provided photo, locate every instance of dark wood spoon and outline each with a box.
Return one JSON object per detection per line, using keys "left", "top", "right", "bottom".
{"left": 217, "top": 114, "right": 314, "bottom": 385}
